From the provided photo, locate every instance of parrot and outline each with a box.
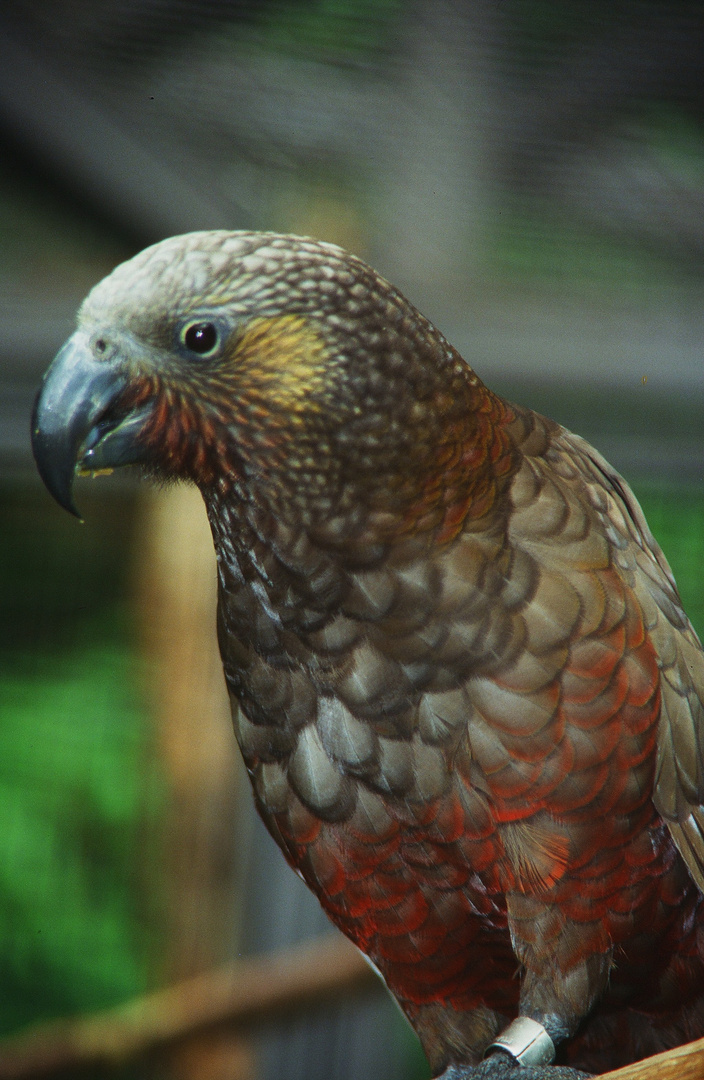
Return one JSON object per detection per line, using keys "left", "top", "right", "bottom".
{"left": 31, "top": 231, "right": 704, "bottom": 1079}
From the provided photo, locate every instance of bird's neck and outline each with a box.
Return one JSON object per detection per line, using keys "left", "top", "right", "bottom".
{"left": 200, "top": 372, "right": 521, "bottom": 701}
{"left": 203, "top": 359, "right": 518, "bottom": 557}
{"left": 199, "top": 367, "right": 526, "bottom": 740}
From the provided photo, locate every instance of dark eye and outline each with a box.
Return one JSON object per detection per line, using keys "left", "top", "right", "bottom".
{"left": 182, "top": 321, "right": 219, "bottom": 355}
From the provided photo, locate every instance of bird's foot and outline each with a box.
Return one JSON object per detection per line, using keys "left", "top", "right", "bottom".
{"left": 438, "top": 1019, "right": 591, "bottom": 1080}
{"left": 438, "top": 1051, "right": 592, "bottom": 1079}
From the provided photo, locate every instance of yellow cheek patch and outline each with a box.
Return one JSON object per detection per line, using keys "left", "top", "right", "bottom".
{"left": 231, "top": 314, "right": 329, "bottom": 412}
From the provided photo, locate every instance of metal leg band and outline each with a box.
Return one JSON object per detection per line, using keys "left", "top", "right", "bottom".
{"left": 485, "top": 1017, "right": 556, "bottom": 1067}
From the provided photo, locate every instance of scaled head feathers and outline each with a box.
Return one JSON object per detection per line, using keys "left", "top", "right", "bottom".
{"left": 33, "top": 230, "right": 516, "bottom": 540}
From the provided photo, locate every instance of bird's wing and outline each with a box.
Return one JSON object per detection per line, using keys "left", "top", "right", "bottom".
{"left": 555, "top": 430, "right": 704, "bottom": 891}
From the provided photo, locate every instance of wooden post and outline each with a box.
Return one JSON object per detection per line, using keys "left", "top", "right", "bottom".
{"left": 133, "top": 483, "right": 253, "bottom": 1080}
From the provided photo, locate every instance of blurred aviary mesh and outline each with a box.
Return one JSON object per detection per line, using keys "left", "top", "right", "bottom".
{"left": 0, "top": 2, "right": 703, "bottom": 1079}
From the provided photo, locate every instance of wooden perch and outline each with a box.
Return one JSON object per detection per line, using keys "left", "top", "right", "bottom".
{"left": 2, "top": 928, "right": 704, "bottom": 1080}
{"left": 598, "top": 1035, "right": 704, "bottom": 1080}
{"left": 0, "top": 935, "right": 377, "bottom": 1079}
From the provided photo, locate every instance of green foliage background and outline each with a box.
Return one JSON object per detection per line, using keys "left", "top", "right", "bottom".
{"left": 0, "top": 486, "right": 164, "bottom": 1041}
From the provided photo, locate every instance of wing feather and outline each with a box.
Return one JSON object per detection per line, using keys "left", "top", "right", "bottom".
{"left": 552, "top": 429, "right": 704, "bottom": 889}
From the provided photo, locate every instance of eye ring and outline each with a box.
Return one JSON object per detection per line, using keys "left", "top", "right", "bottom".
{"left": 181, "top": 321, "right": 219, "bottom": 356}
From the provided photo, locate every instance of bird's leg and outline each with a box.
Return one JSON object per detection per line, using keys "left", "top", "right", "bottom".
{"left": 436, "top": 1019, "right": 591, "bottom": 1078}
{"left": 503, "top": 891, "right": 612, "bottom": 1072}
{"left": 438, "top": 1015, "right": 592, "bottom": 1077}
{"left": 435, "top": 893, "right": 613, "bottom": 1079}
{"left": 429, "top": 1010, "right": 593, "bottom": 1079}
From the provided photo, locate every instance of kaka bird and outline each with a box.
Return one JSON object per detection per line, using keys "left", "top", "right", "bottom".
{"left": 31, "top": 232, "right": 704, "bottom": 1080}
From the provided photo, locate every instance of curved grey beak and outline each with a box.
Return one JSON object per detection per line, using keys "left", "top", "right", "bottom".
{"left": 31, "top": 333, "right": 152, "bottom": 518}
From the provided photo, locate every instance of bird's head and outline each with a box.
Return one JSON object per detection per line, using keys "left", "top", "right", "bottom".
{"left": 32, "top": 231, "right": 514, "bottom": 543}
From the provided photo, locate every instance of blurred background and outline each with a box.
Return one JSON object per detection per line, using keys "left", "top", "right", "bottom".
{"left": 1, "top": 1, "right": 703, "bottom": 1078}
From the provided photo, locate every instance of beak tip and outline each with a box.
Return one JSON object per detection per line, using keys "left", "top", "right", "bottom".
{"left": 65, "top": 497, "right": 84, "bottom": 522}
{"left": 30, "top": 415, "right": 81, "bottom": 520}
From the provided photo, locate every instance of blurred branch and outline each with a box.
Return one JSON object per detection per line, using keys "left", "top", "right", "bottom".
{"left": 3, "top": 928, "right": 704, "bottom": 1080}
{"left": 0, "top": 935, "right": 377, "bottom": 1079}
